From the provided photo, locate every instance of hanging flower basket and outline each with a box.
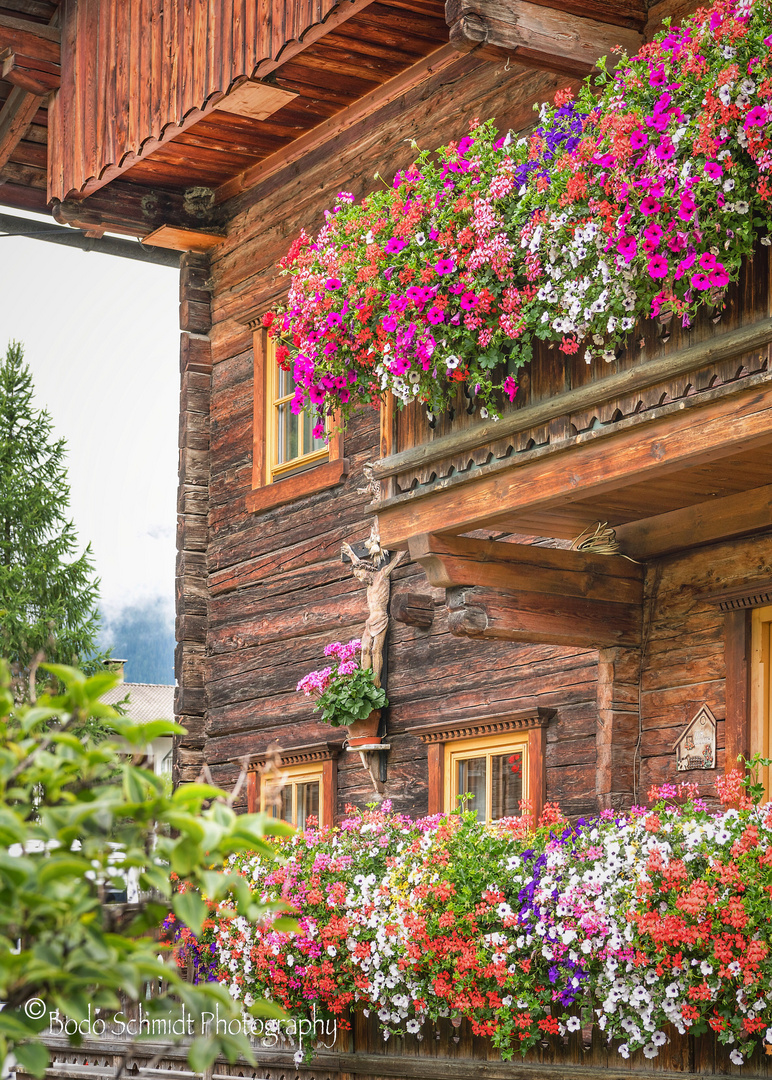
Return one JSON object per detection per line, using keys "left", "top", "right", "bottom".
{"left": 269, "top": 0, "right": 772, "bottom": 427}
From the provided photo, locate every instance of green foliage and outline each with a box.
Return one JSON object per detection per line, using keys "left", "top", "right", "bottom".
{"left": 0, "top": 342, "right": 104, "bottom": 680}
{"left": 316, "top": 666, "right": 387, "bottom": 727}
{"left": 0, "top": 660, "right": 294, "bottom": 1077}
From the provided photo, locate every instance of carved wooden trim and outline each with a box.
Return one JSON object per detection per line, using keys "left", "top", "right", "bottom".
{"left": 413, "top": 708, "right": 554, "bottom": 745}
{"left": 701, "top": 581, "right": 772, "bottom": 612}
{"left": 248, "top": 740, "right": 344, "bottom": 773}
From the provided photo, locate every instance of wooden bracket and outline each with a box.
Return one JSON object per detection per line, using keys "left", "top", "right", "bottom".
{"left": 391, "top": 591, "right": 435, "bottom": 628}
{"left": 409, "top": 533, "right": 643, "bottom": 648}
{"left": 444, "top": 0, "right": 643, "bottom": 77}
{"left": 1, "top": 49, "right": 60, "bottom": 94}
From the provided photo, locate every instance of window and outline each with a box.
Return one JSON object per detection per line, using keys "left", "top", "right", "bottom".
{"left": 246, "top": 743, "right": 339, "bottom": 829}
{"left": 266, "top": 763, "right": 323, "bottom": 831}
{"left": 248, "top": 328, "right": 348, "bottom": 513}
{"left": 414, "top": 709, "right": 552, "bottom": 824}
{"left": 445, "top": 731, "right": 528, "bottom": 821}
{"left": 751, "top": 605, "right": 772, "bottom": 800}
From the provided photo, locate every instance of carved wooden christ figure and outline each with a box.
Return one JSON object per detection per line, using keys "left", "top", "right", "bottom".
{"left": 341, "top": 542, "right": 407, "bottom": 687}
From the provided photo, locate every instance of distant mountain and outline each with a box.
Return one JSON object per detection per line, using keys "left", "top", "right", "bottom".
{"left": 99, "top": 596, "right": 175, "bottom": 685}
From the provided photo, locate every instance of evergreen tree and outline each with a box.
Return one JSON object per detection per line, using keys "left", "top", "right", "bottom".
{"left": 0, "top": 341, "right": 102, "bottom": 672}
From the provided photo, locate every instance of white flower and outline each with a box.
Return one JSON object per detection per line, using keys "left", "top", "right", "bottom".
{"left": 652, "top": 1031, "right": 667, "bottom": 1046}
{"left": 566, "top": 1017, "right": 581, "bottom": 1032}
{"left": 643, "top": 1043, "right": 659, "bottom": 1059}
{"left": 730, "top": 1050, "right": 744, "bottom": 1066}
{"left": 618, "top": 1043, "right": 630, "bottom": 1059}
{"left": 414, "top": 232, "right": 426, "bottom": 246}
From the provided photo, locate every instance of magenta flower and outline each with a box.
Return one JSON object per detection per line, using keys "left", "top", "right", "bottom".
{"left": 698, "top": 252, "right": 717, "bottom": 271}
{"left": 649, "top": 65, "right": 667, "bottom": 86}
{"left": 647, "top": 254, "right": 669, "bottom": 279}
{"left": 434, "top": 258, "right": 455, "bottom": 275}
{"left": 704, "top": 162, "right": 723, "bottom": 180}
{"left": 709, "top": 268, "right": 730, "bottom": 287}
{"left": 630, "top": 129, "right": 648, "bottom": 150}
{"left": 460, "top": 291, "right": 478, "bottom": 310}
{"left": 617, "top": 235, "right": 637, "bottom": 262}
{"left": 640, "top": 197, "right": 661, "bottom": 216}
{"left": 678, "top": 196, "right": 696, "bottom": 221}
{"left": 325, "top": 277, "right": 342, "bottom": 290}
{"left": 643, "top": 224, "right": 663, "bottom": 246}
{"left": 458, "top": 136, "right": 475, "bottom": 154}
{"left": 426, "top": 306, "right": 446, "bottom": 324}
{"left": 385, "top": 236, "right": 407, "bottom": 254}
{"left": 502, "top": 376, "right": 518, "bottom": 402}
{"left": 326, "top": 312, "right": 343, "bottom": 328}
{"left": 382, "top": 315, "right": 398, "bottom": 333}
{"left": 655, "top": 138, "right": 675, "bottom": 161}
{"left": 745, "top": 105, "right": 768, "bottom": 129}
{"left": 691, "top": 271, "right": 712, "bottom": 290}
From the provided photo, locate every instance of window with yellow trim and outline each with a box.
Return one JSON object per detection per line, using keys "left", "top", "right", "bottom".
{"left": 751, "top": 604, "right": 772, "bottom": 801}
{"left": 267, "top": 338, "right": 329, "bottom": 480}
{"left": 262, "top": 762, "right": 324, "bottom": 831}
{"left": 444, "top": 731, "right": 529, "bottom": 822}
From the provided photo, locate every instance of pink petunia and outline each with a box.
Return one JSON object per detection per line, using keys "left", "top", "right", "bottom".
{"left": 678, "top": 197, "right": 696, "bottom": 221}
{"left": 647, "top": 254, "right": 669, "bottom": 279}
{"left": 691, "top": 271, "right": 712, "bottom": 290}
{"left": 655, "top": 138, "right": 675, "bottom": 161}
{"left": 630, "top": 128, "right": 648, "bottom": 150}
{"left": 325, "top": 277, "right": 342, "bottom": 290}
{"left": 382, "top": 315, "right": 398, "bottom": 332}
{"left": 640, "top": 197, "right": 661, "bottom": 216}
{"left": 698, "top": 252, "right": 717, "bottom": 271}
{"left": 704, "top": 162, "right": 723, "bottom": 180}
{"left": 460, "top": 291, "right": 478, "bottom": 311}
{"left": 617, "top": 236, "right": 637, "bottom": 261}
{"left": 434, "top": 258, "right": 455, "bottom": 275}
{"left": 426, "top": 306, "right": 446, "bottom": 324}
{"left": 745, "top": 105, "right": 768, "bottom": 129}
{"left": 502, "top": 376, "right": 518, "bottom": 402}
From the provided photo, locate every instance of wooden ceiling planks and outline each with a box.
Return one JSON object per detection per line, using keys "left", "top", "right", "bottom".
{"left": 111, "top": 0, "right": 448, "bottom": 195}
{"left": 47, "top": 0, "right": 396, "bottom": 202}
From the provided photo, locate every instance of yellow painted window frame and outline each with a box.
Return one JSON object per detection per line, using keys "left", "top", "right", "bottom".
{"left": 261, "top": 761, "right": 325, "bottom": 828}
{"left": 266, "top": 335, "right": 329, "bottom": 481}
{"left": 444, "top": 730, "right": 529, "bottom": 821}
{"left": 248, "top": 327, "right": 349, "bottom": 513}
{"left": 751, "top": 604, "right": 772, "bottom": 801}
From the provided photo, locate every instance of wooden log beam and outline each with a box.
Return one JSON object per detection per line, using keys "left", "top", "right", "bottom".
{"left": 52, "top": 179, "right": 226, "bottom": 240}
{"left": 0, "top": 85, "right": 41, "bottom": 171}
{"left": 391, "top": 591, "right": 435, "bottom": 628}
{"left": 0, "top": 13, "right": 60, "bottom": 66}
{"left": 409, "top": 533, "right": 643, "bottom": 604}
{"left": 1, "top": 49, "right": 60, "bottom": 94}
{"left": 615, "top": 483, "right": 772, "bottom": 560}
{"left": 446, "top": 584, "right": 642, "bottom": 648}
{"left": 445, "top": 0, "right": 642, "bottom": 77}
{"left": 375, "top": 376, "right": 772, "bottom": 549}
{"left": 410, "top": 533, "right": 642, "bottom": 648}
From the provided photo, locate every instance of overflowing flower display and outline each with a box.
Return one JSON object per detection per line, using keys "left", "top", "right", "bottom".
{"left": 167, "top": 772, "right": 772, "bottom": 1067}
{"left": 296, "top": 639, "right": 387, "bottom": 727}
{"left": 269, "top": 0, "right": 772, "bottom": 424}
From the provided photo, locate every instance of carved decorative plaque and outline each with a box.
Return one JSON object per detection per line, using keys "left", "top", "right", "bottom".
{"left": 674, "top": 705, "right": 717, "bottom": 771}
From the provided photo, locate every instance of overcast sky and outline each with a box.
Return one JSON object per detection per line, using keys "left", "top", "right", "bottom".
{"left": 1, "top": 209, "right": 180, "bottom": 621}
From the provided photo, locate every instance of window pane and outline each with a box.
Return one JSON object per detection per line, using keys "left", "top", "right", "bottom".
{"left": 303, "top": 408, "right": 327, "bottom": 455}
{"left": 296, "top": 781, "right": 320, "bottom": 830}
{"left": 278, "top": 366, "right": 295, "bottom": 398}
{"left": 491, "top": 751, "right": 523, "bottom": 820}
{"left": 277, "top": 402, "right": 299, "bottom": 464}
{"left": 456, "top": 756, "right": 486, "bottom": 821}
{"left": 279, "top": 786, "right": 293, "bottom": 824}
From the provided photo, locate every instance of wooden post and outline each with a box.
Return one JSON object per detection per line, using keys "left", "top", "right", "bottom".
{"left": 528, "top": 726, "right": 546, "bottom": 825}
{"left": 246, "top": 771, "right": 259, "bottom": 814}
{"left": 725, "top": 609, "right": 752, "bottom": 773}
{"left": 426, "top": 743, "right": 444, "bottom": 815}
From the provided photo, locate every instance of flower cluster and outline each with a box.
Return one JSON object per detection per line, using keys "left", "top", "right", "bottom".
{"left": 270, "top": 0, "right": 772, "bottom": 424}
{"left": 297, "top": 640, "right": 387, "bottom": 727}
{"left": 176, "top": 777, "right": 772, "bottom": 1067}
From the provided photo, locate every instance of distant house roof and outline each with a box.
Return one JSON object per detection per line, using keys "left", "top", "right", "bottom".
{"left": 102, "top": 683, "right": 175, "bottom": 723}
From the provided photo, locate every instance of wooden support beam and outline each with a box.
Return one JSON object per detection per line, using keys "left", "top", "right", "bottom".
{"left": 724, "top": 610, "right": 751, "bottom": 774}
{"left": 409, "top": 533, "right": 643, "bottom": 604}
{"left": 616, "top": 484, "right": 772, "bottom": 560}
{"left": 391, "top": 591, "right": 435, "bottom": 628}
{"left": 376, "top": 377, "right": 772, "bottom": 549}
{"left": 446, "top": 583, "right": 642, "bottom": 648}
{"left": 445, "top": 0, "right": 642, "bottom": 77}
{"left": 410, "top": 534, "right": 643, "bottom": 649}
{"left": 0, "top": 13, "right": 60, "bottom": 66}
{"left": 52, "top": 180, "right": 226, "bottom": 241}
{"left": 1, "top": 49, "right": 60, "bottom": 94}
{"left": 0, "top": 85, "right": 41, "bottom": 171}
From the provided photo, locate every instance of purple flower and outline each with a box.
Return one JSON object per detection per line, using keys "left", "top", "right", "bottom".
{"left": 460, "top": 291, "right": 478, "bottom": 311}
{"left": 647, "top": 254, "right": 669, "bottom": 279}
{"left": 640, "top": 197, "right": 661, "bottom": 216}
{"left": 434, "top": 258, "right": 455, "bottom": 275}
{"left": 325, "top": 277, "right": 342, "bottom": 290}
{"left": 426, "top": 306, "right": 446, "bottom": 324}
{"left": 649, "top": 64, "right": 667, "bottom": 86}
{"left": 458, "top": 136, "right": 475, "bottom": 154}
{"left": 704, "top": 161, "right": 723, "bottom": 180}
{"left": 655, "top": 138, "right": 675, "bottom": 161}
{"left": 630, "top": 128, "right": 648, "bottom": 150}
{"left": 691, "top": 271, "right": 712, "bottom": 290}
{"left": 382, "top": 315, "right": 398, "bottom": 332}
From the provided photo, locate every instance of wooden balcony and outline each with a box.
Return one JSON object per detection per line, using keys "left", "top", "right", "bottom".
{"left": 372, "top": 247, "right": 772, "bottom": 562}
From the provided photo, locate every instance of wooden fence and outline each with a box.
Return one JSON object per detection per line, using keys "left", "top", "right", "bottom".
{"left": 19, "top": 1013, "right": 772, "bottom": 1080}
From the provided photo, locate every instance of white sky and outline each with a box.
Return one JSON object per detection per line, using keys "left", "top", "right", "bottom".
{"left": 1, "top": 209, "right": 180, "bottom": 617}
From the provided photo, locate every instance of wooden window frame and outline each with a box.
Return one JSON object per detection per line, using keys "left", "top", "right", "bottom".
{"left": 444, "top": 730, "right": 529, "bottom": 821}
{"left": 247, "top": 327, "right": 349, "bottom": 514}
{"left": 751, "top": 604, "right": 772, "bottom": 799}
{"left": 246, "top": 741, "right": 340, "bottom": 829}
{"left": 413, "top": 709, "right": 553, "bottom": 824}
{"left": 262, "top": 761, "right": 325, "bottom": 828}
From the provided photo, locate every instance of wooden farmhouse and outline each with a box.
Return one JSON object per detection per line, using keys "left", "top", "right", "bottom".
{"left": 4, "top": 0, "right": 772, "bottom": 1074}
